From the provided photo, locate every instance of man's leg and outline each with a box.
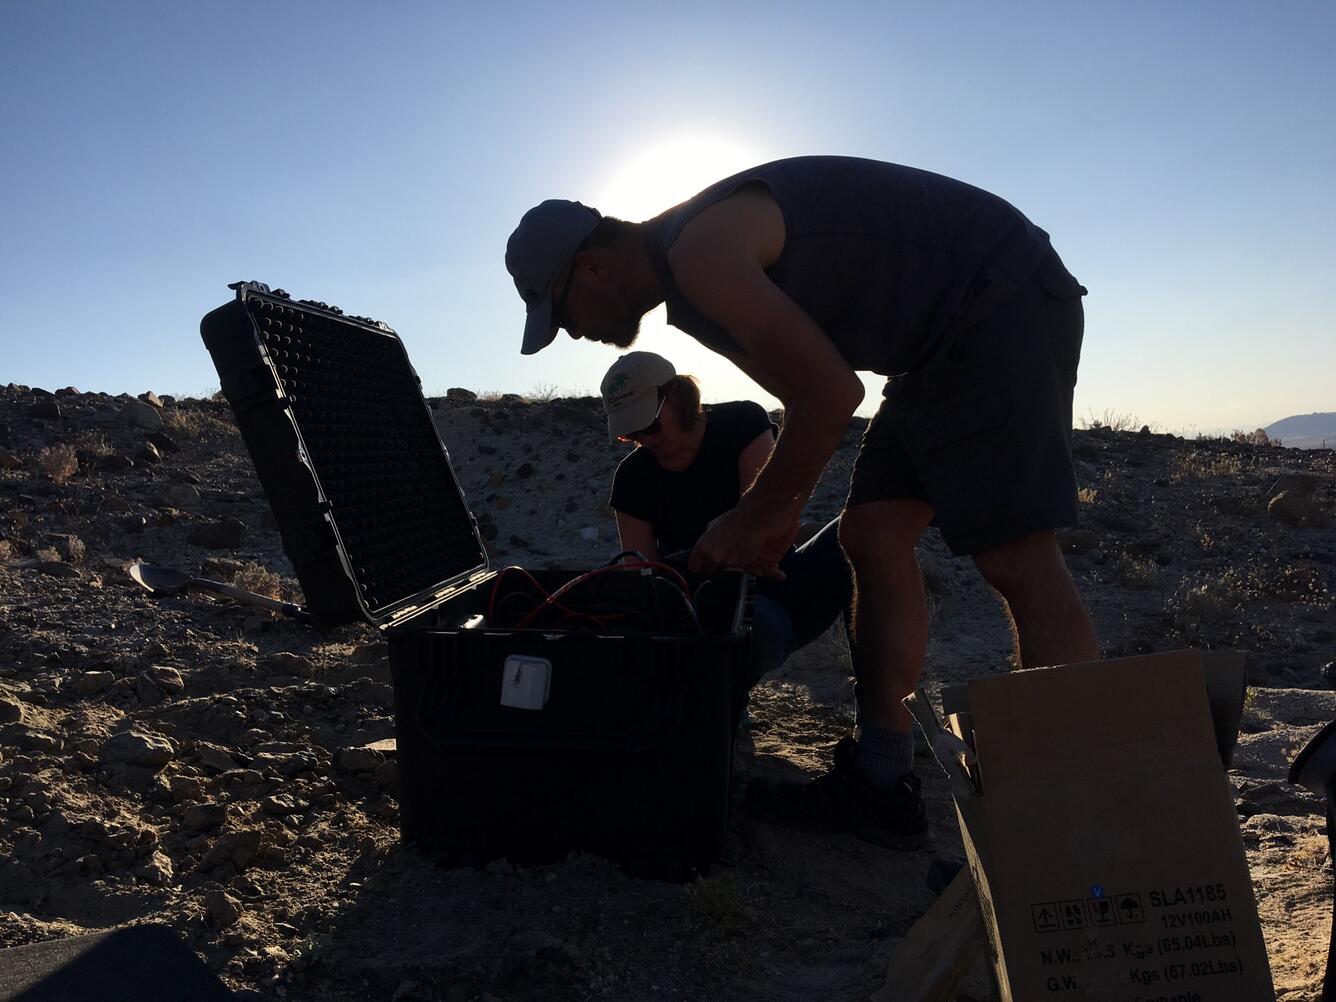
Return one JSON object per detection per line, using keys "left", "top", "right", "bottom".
{"left": 840, "top": 500, "right": 935, "bottom": 735}
{"left": 744, "top": 498, "right": 933, "bottom": 850}
{"left": 973, "top": 529, "right": 1099, "bottom": 668}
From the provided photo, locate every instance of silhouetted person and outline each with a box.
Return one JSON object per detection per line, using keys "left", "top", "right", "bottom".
{"left": 506, "top": 156, "right": 1100, "bottom": 848}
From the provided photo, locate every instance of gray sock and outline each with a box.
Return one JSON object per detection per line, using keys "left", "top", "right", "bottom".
{"left": 854, "top": 727, "right": 915, "bottom": 792}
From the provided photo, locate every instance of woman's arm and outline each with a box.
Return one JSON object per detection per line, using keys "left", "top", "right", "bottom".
{"left": 614, "top": 510, "right": 660, "bottom": 563}
{"left": 737, "top": 427, "right": 777, "bottom": 493}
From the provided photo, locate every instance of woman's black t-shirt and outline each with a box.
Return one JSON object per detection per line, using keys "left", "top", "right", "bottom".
{"left": 608, "top": 400, "right": 776, "bottom": 556}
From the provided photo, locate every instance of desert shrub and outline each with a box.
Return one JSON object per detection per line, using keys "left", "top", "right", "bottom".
{"left": 525, "top": 381, "right": 562, "bottom": 403}
{"left": 72, "top": 431, "right": 113, "bottom": 458}
{"left": 232, "top": 562, "right": 287, "bottom": 602}
{"left": 0, "top": 540, "right": 13, "bottom": 562}
{"left": 1077, "top": 487, "right": 1099, "bottom": 504}
{"left": 1166, "top": 575, "right": 1234, "bottom": 636}
{"left": 1230, "top": 428, "right": 1275, "bottom": 447}
{"left": 38, "top": 445, "right": 78, "bottom": 484}
{"left": 1079, "top": 409, "right": 1141, "bottom": 432}
{"left": 686, "top": 874, "right": 752, "bottom": 936}
{"left": 1113, "top": 554, "right": 1161, "bottom": 590}
{"left": 35, "top": 547, "right": 61, "bottom": 563}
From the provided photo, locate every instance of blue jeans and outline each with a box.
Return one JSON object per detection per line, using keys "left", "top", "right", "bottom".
{"left": 747, "top": 517, "right": 853, "bottom": 685}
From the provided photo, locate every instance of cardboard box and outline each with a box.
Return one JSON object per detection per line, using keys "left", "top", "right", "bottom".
{"left": 948, "top": 650, "right": 1274, "bottom": 1001}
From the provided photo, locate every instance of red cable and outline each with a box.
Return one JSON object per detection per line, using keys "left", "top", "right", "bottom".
{"left": 513, "top": 561, "right": 691, "bottom": 629}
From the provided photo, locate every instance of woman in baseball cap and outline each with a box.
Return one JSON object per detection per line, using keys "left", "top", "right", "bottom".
{"left": 601, "top": 351, "right": 852, "bottom": 688}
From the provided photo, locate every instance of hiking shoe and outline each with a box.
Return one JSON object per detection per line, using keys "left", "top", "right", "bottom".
{"left": 746, "top": 737, "right": 929, "bottom": 850}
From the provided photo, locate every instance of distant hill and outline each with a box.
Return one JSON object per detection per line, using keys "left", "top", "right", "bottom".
{"left": 1265, "top": 412, "right": 1336, "bottom": 450}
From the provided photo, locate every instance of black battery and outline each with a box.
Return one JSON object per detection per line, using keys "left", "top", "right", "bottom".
{"left": 201, "top": 282, "right": 751, "bottom": 875}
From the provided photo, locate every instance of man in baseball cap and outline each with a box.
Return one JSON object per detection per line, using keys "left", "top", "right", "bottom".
{"left": 505, "top": 199, "right": 603, "bottom": 355}
{"left": 505, "top": 157, "right": 1098, "bottom": 853}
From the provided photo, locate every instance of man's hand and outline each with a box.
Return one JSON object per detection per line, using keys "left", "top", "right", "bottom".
{"left": 688, "top": 501, "right": 800, "bottom": 579}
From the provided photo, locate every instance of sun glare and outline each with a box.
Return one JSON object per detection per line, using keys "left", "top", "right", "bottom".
{"left": 593, "top": 134, "right": 768, "bottom": 221}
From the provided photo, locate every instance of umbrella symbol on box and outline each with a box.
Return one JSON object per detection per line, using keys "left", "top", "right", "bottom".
{"left": 1116, "top": 894, "right": 1146, "bottom": 924}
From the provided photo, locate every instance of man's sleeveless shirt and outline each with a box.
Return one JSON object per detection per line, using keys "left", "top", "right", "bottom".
{"left": 639, "top": 156, "right": 1078, "bottom": 376}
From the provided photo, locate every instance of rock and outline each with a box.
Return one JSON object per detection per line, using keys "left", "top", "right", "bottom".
{"left": 261, "top": 793, "right": 308, "bottom": 816}
{"left": 100, "top": 731, "right": 175, "bottom": 767}
{"left": 373, "top": 760, "right": 399, "bottom": 787}
{"left": 29, "top": 401, "right": 62, "bottom": 420}
{"left": 146, "top": 665, "right": 185, "bottom": 693}
{"left": 8, "top": 727, "right": 62, "bottom": 752}
{"left": 196, "top": 742, "right": 242, "bottom": 772}
{"left": 486, "top": 472, "right": 506, "bottom": 489}
{"left": 163, "top": 484, "right": 201, "bottom": 508}
{"left": 100, "top": 454, "right": 134, "bottom": 473}
{"left": 579, "top": 526, "right": 599, "bottom": 542}
{"left": 512, "top": 930, "right": 563, "bottom": 952}
{"left": 1269, "top": 471, "right": 1319, "bottom": 497}
{"left": 135, "top": 675, "right": 165, "bottom": 706}
{"left": 337, "top": 746, "right": 385, "bottom": 773}
{"left": 1056, "top": 528, "right": 1101, "bottom": 554}
{"left": 72, "top": 671, "right": 116, "bottom": 696}
{"left": 145, "top": 431, "right": 177, "bottom": 453}
{"left": 445, "top": 388, "right": 477, "bottom": 401}
{"left": 138, "top": 391, "right": 164, "bottom": 410}
{"left": 205, "top": 889, "right": 243, "bottom": 927}
{"left": 184, "top": 802, "right": 229, "bottom": 831}
{"left": 1267, "top": 491, "right": 1330, "bottom": 528}
{"left": 187, "top": 518, "right": 247, "bottom": 549}
{"left": 47, "top": 534, "right": 84, "bottom": 563}
{"left": 516, "top": 462, "right": 535, "bottom": 479}
{"left": 55, "top": 386, "right": 80, "bottom": 396}
{"left": 267, "top": 652, "right": 314, "bottom": 678}
{"left": 135, "top": 442, "right": 162, "bottom": 465}
{"left": 122, "top": 515, "right": 148, "bottom": 534}
{"left": 1322, "top": 662, "right": 1336, "bottom": 689}
{"left": 0, "top": 694, "right": 26, "bottom": 723}
{"left": 118, "top": 400, "right": 164, "bottom": 430}
{"left": 0, "top": 454, "right": 21, "bottom": 471}
{"left": 253, "top": 750, "right": 316, "bottom": 776}
{"left": 170, "top": 775, "right": 205, "bottom": 802}
{"left": 38, "top": 561, "right": 81, "bottom": 579}
{"left": 135, "top": 850, "right": 174, "bottom": 886}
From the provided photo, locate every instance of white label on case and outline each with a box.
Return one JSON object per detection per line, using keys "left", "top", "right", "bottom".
{"left": 500, "top": 655, "right": 551, "bottom": 710}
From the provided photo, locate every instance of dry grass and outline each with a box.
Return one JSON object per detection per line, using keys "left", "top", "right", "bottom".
{"left": 38, "top": 445, "right": 78, "bottom": 484}
{"left": 72, "top": 431, "right": 113, "bottom": 458}
{"left": 1173, "top": 451, "right": 1244, "bottom": 480}
{"left": 1113, "top": 554, "right": 1161, "bottom": 590}
{"left": 233, "top": 562, "right": 287, "bottom": 602}
{"left": 0, "top": 540, "right": 14, "bottom": 562}
{"left": 1077, "top": 487, "right": 1099, "bottom": 504}
{"left": 1079, "top": 409, "right": 1141, "bottom": 433}
{"left": 1166, "top": 575, "right": 1235, "bottom": 636}
{"left": 163, "top": 407, "right": 240, "bottom": 442}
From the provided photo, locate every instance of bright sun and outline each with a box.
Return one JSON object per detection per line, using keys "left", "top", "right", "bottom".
{"left": 593, "top": 133, "right": 769, "bottom": 221}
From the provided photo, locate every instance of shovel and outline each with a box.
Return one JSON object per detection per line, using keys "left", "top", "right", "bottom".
{"left": 129, "top": 562, "right": 311, "bottom": 624}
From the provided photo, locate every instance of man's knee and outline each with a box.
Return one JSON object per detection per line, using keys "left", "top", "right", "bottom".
{"left": 838, "top": 500, "right": 931, "bottom": 569}
{"left": 972, "top": 530, "right": 1065, "bottom": 594}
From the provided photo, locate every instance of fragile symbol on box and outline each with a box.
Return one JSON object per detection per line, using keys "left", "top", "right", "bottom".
{"left": 1088, "top": 896, "right": 1117, "bottom": 927}
{"left": 1116, "top": 893, "right": 1145, "bottom": 925}
{"left": 1031, "top": 902, "right": 1060, "bottom": 934}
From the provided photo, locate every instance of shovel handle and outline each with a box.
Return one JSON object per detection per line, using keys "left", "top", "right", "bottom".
{"left": 193, "top": 578, "right": 310, "bottom": 622}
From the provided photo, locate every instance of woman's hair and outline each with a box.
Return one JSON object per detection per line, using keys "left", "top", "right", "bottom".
{"left": 661, "top": 374, "right": 702, "bottom": 430}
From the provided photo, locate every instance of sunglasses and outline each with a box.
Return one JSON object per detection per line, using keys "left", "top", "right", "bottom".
{"left": 617, "top": 389, "right": 667, "bottom": 443}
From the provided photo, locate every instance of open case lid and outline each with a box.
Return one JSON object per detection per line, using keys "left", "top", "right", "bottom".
{"left": 200, "top": 281, "right": 488, "bottom": 628}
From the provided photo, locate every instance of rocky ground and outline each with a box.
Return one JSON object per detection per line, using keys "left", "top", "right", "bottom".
{"left": 0, "top": 381, "right": 1333, "bottom": 1001}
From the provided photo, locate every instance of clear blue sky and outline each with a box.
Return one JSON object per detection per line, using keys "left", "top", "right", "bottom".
{"left": 2, "top": 1, "right": 1332, "bottom": 432}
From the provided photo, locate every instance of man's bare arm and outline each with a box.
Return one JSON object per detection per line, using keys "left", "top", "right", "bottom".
{"left": 670, "top": 190, "right": 864, "bottom": 518}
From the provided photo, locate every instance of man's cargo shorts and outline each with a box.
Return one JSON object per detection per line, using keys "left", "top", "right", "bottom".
{"left": 847, "top": 247, "right": 1087, "bottom": 556}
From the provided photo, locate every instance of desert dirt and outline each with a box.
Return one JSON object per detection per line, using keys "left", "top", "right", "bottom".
{"left": 0, "top": 382, "right": 1333, "bottom": 1001}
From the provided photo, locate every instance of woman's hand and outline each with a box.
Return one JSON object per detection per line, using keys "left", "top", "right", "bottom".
{"left": 688, "top": 501, "right": 800, "bottom": 579}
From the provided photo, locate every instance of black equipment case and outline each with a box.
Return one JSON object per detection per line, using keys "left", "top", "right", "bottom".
{"left": 200, "top": 282, "right": 751, "bottom": 874}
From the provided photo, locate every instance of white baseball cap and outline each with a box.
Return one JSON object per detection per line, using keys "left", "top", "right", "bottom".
{"left": 600, "top": 351, "right": 676, "bottom": 443}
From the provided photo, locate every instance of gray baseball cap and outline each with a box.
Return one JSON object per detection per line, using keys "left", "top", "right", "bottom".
{"left": 506, "top": 199, "right": 603, "bottom": 355}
